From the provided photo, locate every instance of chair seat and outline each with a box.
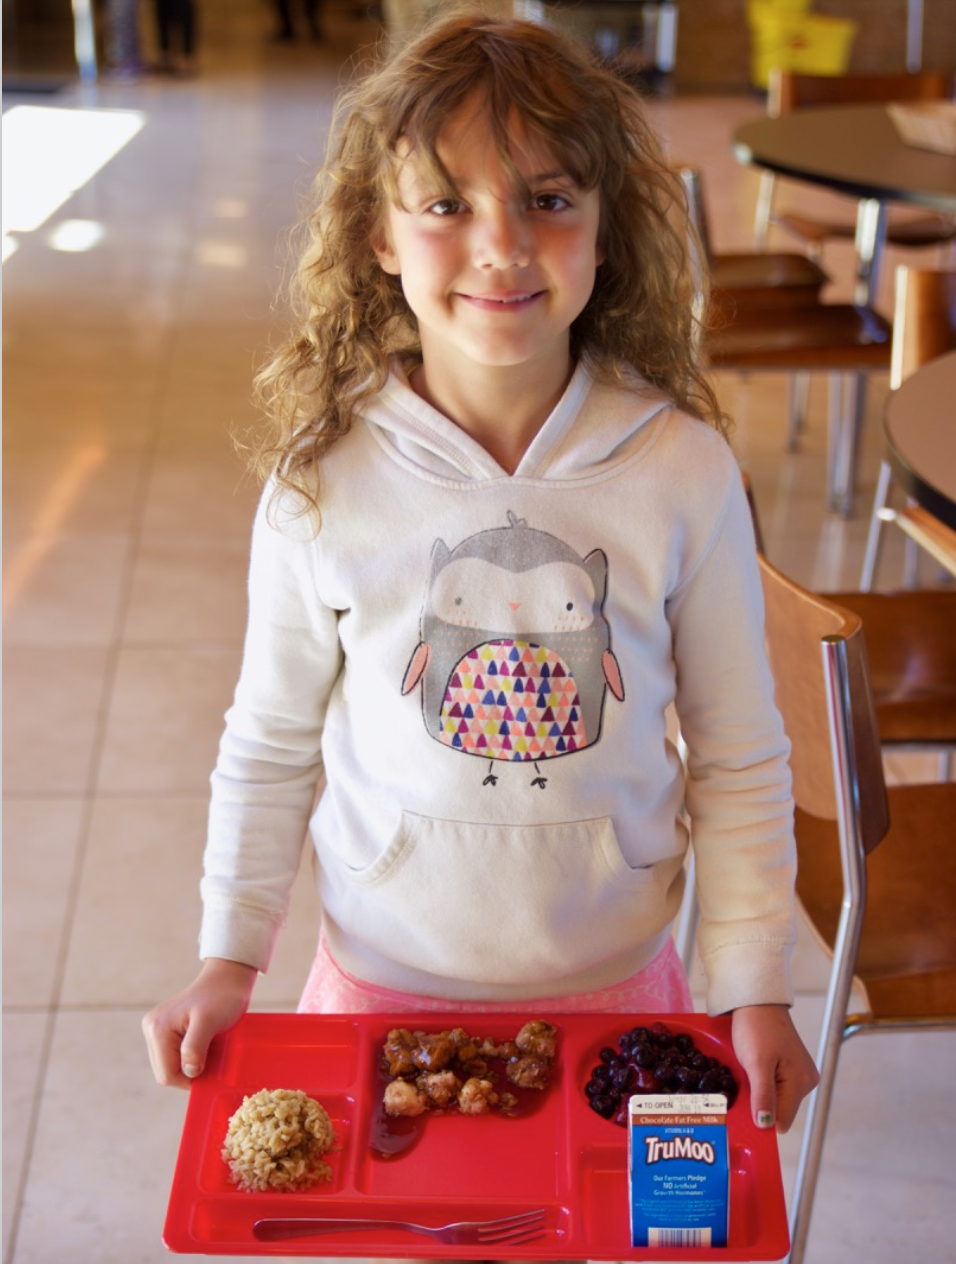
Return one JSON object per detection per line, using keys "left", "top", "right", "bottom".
{"left": 711, "top": 252, "right": 829, "bottom": 308}
{"left": 825, "top": 589, "right": 956, "bottom": 745}
{"left": 795, "top": 780, "right": 956, "bottom": 1022}
{"left": 706, "top": 303, "right": 892, "bottom": 370}
{"left": 774, "top": 210, "right": 956, "bottom": 250}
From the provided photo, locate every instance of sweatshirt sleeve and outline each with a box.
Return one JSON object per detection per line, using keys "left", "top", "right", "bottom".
{"left": 667, "top": 462, "right": 797, "bottom": 1016}
{"left": 199, "top": 487, "right": 343, "bottom": 972}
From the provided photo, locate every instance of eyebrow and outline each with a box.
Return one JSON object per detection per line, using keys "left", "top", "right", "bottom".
{"left": 448, "top": 169, "right": 578, "bottom": 190}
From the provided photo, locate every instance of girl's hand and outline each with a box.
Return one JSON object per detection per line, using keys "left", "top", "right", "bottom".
{"left": 731, "top": 1004, "right": 819, "bottom": 1133}
{"left": 142, "top": 958, "right": 257, "bottom": 1089}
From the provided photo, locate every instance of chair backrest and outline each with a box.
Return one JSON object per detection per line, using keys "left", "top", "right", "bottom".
{"left": 890, "top": 266, "right": 956, "bottom": 390}
{"left": 768, "top": 69, "right": 955, "bottom": 116}
{"left": 757, "top": 554, "right": 889, "bottom": 855}
{"left": 768, "top": 69, "right": 952, "bottom": 117}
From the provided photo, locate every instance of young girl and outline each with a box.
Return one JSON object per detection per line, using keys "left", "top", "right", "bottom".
{"left": 143, "top": 6, "right": 817, "bottom": 1134}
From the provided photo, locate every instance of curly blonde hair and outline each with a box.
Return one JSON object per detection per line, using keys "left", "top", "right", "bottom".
{"left": 252, "top": 5, "right": 724, "bottom": 511}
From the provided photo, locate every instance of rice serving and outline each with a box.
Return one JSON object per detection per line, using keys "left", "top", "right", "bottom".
{"left": 222, "top": 1088, "right": 335, "bottom": 1192}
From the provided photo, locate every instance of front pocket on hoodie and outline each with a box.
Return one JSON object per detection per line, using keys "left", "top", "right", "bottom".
{"left": 326, "top": 812, "right": 677, "bottom": 988}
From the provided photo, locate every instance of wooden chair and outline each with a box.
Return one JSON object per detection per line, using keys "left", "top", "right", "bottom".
{"left": 686, "top": 166, "right": 892, "bottom": 516}
{"left": 860, "top": 265, "right": 956, "bottom": 588}
{"left": 680, "top": 167, "right": 829, "bottom": 315}
{"left": 682, "top": 166, "right": 831, "bottom": 456}
{"left": 701, "top": 296, "right": 891, "bottom": 518}
{"left": 757, "top": 553, "right": 956, "bottom": 1264}
{"left": 739, "top": 473, "right": 956, "bottom": 771}
{"left": 754, "top": 70, "right": 956, "bottom": 303}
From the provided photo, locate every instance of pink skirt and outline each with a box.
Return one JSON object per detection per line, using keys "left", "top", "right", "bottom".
{"left": 298, "top": 935, "right": 693, "bottom": 1015}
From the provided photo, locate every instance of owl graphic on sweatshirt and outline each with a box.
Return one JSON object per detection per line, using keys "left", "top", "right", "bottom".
{"left": 401, "top": 512, "right": 624, "bottom": 781}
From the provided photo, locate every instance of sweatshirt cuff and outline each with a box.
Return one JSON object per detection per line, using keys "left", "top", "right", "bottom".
{"left": 701, "top": 938, "right": 795, "bottom": 1016}
{"left": 199, "top": 904, "right": 281, "bottom": 975}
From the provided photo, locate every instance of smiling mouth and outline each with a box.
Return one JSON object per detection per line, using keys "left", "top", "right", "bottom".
{"left": 461, "top": 291, "right": 544, "bottom": 309}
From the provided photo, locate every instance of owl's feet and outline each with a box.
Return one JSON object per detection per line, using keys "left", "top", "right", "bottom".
{"left": 531, "top": 763, "right": 548, "bottom": 789}
{"left": 482, "top": 771, "right": 499, "bottom": 787}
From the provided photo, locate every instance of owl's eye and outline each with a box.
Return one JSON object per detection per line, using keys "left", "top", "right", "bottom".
{"left": 566, "top": 602, "right": 574, "bottom": 611}
{"left": 455, "top": 597, "right": 463, "bottom": 606}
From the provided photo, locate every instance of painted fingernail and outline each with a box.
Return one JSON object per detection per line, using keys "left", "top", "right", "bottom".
{"left": 757, "top": 1110, "right": 774, "bottom": 1129}
{"left": 183, "top": 1063, "right": 201, "bottom": 1078}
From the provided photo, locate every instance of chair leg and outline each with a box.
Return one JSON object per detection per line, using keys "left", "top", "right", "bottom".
{"left": 787, "top": 915, "right": 863, "bottom": 1264}
{"left": 859, "top": 459, "right": 893, "bottom": 589}
{"left": 787, "top": 371, "right": 811, "bottom": 451}
{"left": 853, "top": 198, "right": 888, "bottom": 307}
{"left": 826, "top": 373, "right": 864, "bottom": 517}
{"left": 754, "top": 169, "right": 775, "bottom": 249}
{"left": 787, "top": 1017, "right": 845, "bottom": 1264}
{"left": 902, "top": 498, "right": 921, "bottom": 588}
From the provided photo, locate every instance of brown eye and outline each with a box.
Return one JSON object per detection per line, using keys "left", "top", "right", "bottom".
{"left": 566, "top": 602, "right": 574, "bottom": 611}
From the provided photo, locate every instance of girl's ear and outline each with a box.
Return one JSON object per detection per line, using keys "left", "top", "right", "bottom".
{"left": 372, "top": 226, "right": 401, "bottom": 276}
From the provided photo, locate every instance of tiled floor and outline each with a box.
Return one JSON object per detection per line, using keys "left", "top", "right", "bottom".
{"left": 3, "top": 3, "right": 955, "bottom": 1262}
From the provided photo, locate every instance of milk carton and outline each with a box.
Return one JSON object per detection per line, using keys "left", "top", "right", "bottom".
{"left": 628, "top": 1094, "right": 729, "bottom": 1249}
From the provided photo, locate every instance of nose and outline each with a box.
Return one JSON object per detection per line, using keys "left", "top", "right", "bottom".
{"left": 473, "top": 203, "right": 531, "bottom": 270}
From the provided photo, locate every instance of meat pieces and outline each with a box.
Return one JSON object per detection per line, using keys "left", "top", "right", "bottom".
{"left": 515, "top": 1020, "right": 558, "bottom": 1059}
{"left": 411, "top": 1030, "right": 457, "bottom": 1072}
{"left": 379, "top": 1019, "right": 558, "bottom": 1118}
{"left": 457, "top": 1077, "right": 499, "bottom": 1115}
{"left": 383, "top": 1079, "right": 427, "bottom": 1117}
{"left": 382, "top": 1029, "right": 417, "bottom": 1078}
{"left": 506, "top": 1053, "right": 553, "bottom": 1090}
{"left": 417, "top": 1070, "right": 461, "bottom": 1108}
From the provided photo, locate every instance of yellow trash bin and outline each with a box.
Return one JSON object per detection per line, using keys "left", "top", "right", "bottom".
{"left": 747, "top": 2, "right": 857, "bottom": 90}
{"left": 791, "top": 15, "right": 859, "bottom": 76}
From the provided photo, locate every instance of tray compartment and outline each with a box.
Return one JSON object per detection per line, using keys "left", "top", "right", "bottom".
{"left": 356, "top": 1107, "right": 566, "bottom": 1198}
{"left": 202, "top": 1088, "right": 354, "bottom": 1196}
{"left": 215, "top": 1015, "right": 362, "bottom": 1088}
{"left": 355, "top": 1015, "right": 569, "bottom": 1198}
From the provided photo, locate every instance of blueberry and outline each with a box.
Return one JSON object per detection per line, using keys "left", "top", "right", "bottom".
{"left": 589, "top": 1094, "right": 616, "bottom": 1119}
{"left": 611, "top": 1065, "right": 637, "bottom": 1093}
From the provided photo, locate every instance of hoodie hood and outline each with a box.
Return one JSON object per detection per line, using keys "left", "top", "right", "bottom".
{"left": 362, "top": 360, "right": 675, "bottom": 484}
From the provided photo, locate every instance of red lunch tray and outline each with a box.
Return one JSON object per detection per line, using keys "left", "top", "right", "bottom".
{"left": 163, "top": 1011, "right": 789, "bottom": 1259}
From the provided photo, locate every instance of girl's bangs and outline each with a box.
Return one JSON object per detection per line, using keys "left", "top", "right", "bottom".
{"left": 382, "top": 38, "right": 609, "bottom": 200}
{"left": 483, "top": 63, "right": 608, "bottom": 191}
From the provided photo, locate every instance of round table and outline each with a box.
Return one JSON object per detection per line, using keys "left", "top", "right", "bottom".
{"left": 733, "top": 103, "right": 956, "bottom": 305}
{"left": 734, "top": 103, "right": 956, "bottom": 214}
{"left": 884, "top": 348, "right": 956, "bottom": 532}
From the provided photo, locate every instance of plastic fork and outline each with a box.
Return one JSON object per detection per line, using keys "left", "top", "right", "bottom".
{"left": 252, "top": 1207, "right": 547, "bottom": 1245}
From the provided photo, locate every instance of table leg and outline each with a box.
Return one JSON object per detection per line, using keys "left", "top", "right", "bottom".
{"left": 853, "top": 198, "right": 888, "bottom": 307}
{"left": 827, "top": 372, "right": 866, "bottom": 517}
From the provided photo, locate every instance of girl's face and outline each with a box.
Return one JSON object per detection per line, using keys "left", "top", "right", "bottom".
{"left": 374, "top": 97, "right": 604, "bottom": 385}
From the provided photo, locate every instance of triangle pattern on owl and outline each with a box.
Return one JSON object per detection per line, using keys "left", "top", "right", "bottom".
{"left": 402, "top": 512, "right": 624, "bottom": 781}
{"left": 439, "top": 639, "right": 587, "bottom": 758}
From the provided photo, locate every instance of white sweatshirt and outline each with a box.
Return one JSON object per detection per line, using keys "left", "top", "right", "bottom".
{"left": 200, "top": 362, "right": 797, "bottom": 1015}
